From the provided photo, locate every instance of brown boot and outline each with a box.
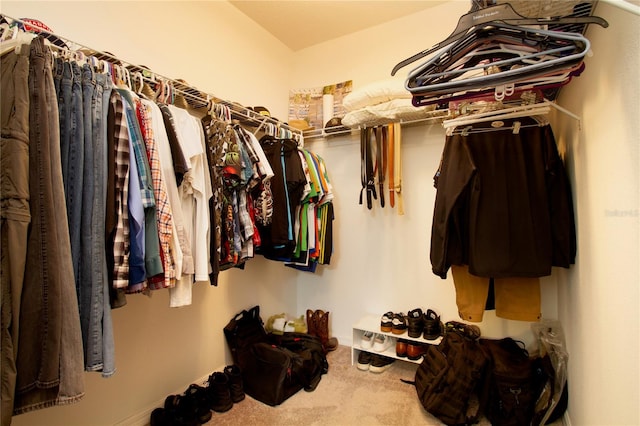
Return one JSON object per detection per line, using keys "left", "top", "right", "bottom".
{"left": 306, "top": 309, "right": 317, "bottom": 336}
{"left": 315, "top": 309, "right": 338, "bottom": 352}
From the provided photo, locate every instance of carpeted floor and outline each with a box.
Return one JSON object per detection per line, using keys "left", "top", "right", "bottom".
{"left": 203, "top": 344, "right": 550, "bottom": 426}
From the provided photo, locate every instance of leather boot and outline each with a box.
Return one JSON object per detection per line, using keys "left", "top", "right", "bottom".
{"left": 223, "top": 365, "right": 245, "bottom": 403}
{"left": 315, "top": 309, "right": 338, "bottom": 352}
{"left": 306, "top": 309, "right": 317, "bottom": 336}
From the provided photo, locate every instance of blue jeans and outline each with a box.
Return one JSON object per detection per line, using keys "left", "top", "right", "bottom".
{"left": 96, "top": 73, "right": 116, "bottom": 377}
{"left": 15, "top": 35, "right": 84, "bottom": 415}
{"left": 58, "top": 61, "right": 85, "bottom": 291}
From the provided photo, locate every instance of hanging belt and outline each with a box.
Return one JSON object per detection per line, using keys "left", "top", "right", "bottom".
{"left": 394, "top": 123, "right": 404, "bottom": 215}
{"left": 359, "top": 127, "right": 376, "bottom": 209}
{"left": 387, "top": 124, "right": 395, "bottom": 208}
{"left": 376, "top": 126, "right": 386, "bottom": 208}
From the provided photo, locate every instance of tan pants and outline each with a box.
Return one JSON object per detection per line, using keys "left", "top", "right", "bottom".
{"left": 451, "top": 265, "right": 541, "bottom": 323}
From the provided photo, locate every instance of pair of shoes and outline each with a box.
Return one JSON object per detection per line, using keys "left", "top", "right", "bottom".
{"left": 444, "top": 321, "right": 481, "bottom": 340}
{"left": 423, "top": 309, "right": 443, "bottom": 340}
{"left": 396, "top": 339, "right": 410, "bottom": 358}
{"left": 380, "top": 311, "right": 409, "bottom": 334}
{"left": 372, "top": 333, "right": 395, "bottom": 352}
{"left": 407, "top": 342, "right": 429, "bottom": 361}
{"left": 307, "top": 309, "right": 339, "bottom": 352}
{"left": 357, "top": 351, "right": 395, "bottom": 373}
{"left": 205, "top": 365, "right": 245, "bottom": 413}
{"left": 360, "top": 330, "right": 375, "bottom": 349}
{"left": 154, "top": 384, "right": 211, "bottom": 426}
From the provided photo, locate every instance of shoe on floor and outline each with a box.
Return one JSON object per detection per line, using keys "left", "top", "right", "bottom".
{"left": 206, "top": 371, "right": 234, "bottom": 413}
{"left": 380, "top": 311, "right": 394, "bottom": 332}
{"left": 372, "top": 333, "right": 394, "bottom": 352}
{"left": 391, "top": 313, "right": 408, "bottom": 335}
{"left": 360, "top": 330, "right": 375, "bottom": 349}
{"left": 357, "top": 351, "right": 373, "bottom": 371}
{"left": 369, "top": 354, "right": 395, "bottom": 373}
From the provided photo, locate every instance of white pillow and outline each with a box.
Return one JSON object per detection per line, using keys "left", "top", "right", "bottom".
{"left": 341, "top": 99, "right": 438, "bottom": 128}
{"left": 342, "top": 78, "right": 411, "bottom": 112}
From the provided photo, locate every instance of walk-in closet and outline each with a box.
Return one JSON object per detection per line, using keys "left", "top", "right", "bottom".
{"left": 1, "top": 1, "right": 638, "bottom": 425}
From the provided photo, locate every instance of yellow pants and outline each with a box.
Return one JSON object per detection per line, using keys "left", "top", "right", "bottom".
{"left": 451, "top": 265, "right": 541, "bottom": 323}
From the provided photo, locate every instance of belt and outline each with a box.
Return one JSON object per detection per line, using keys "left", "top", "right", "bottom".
{"left": 359, "top": 127, "right": 377, "bottom": 209}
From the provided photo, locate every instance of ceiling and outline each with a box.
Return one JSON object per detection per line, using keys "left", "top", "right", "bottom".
{"left": 228, "top": 1, "right": 449, "bottom": 51}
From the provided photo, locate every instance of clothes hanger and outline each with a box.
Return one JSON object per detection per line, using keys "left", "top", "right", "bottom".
{"left": 405, "top": 23, "right": 590, "bottom": 98}
{"left": 390, "top": 2, "right": 608, "bottom": 76}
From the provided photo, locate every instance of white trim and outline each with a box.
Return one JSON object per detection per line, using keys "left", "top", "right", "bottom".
{"left": 600, "top": 0, "right": 640, "bottom": 15}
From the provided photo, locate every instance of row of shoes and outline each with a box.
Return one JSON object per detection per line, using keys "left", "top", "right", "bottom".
{"left": 356, "top": 352, "right": 395, "bottom": 373}
{"left": 150, "top": 365, "right": 245, "bottom": 426}
{"left": 360, "top": 331, "right": 395, "bottom": 352}
{"left": 380, "top": 308, "right": 443, "bottom": 340}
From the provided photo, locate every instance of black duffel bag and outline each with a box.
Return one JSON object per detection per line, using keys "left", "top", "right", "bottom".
{"left": 224, "top": 306, "right": 328, "bottom": 406}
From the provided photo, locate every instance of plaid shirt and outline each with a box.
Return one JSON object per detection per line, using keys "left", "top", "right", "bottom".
{"left": 110, "top": 92, "right": 131, "bottom": 288}
{"left": 117, "top": 89, "right": 155, "bottom": 208}
{"left": 137, "top": 99, "right": 176, "bottom": 289}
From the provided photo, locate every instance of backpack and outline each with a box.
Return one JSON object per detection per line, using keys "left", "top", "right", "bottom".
{"left": 270, "top": 332, "right": 329, "bottom": 391}
{"left": 479, "top": 338, "right": 549, "bottom": 426}
{"left": 412, "top": 330, "right": 490, "bottom": 426}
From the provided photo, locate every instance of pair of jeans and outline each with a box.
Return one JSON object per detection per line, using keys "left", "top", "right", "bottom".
{"left": 1, "top": 43, "right": 31, "bottom": 426}
{"left": 84, "top": 68, "right": 115, "bottom": 376}
{"left": 55, "top": 59, "right": 84, "bottom": 292}
{"left": 14, "top": 36, "right": 85, "bottom": 415}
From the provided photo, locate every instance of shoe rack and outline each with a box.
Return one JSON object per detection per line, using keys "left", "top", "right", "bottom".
{"left": 351, "top": 315, "right": 443, "bottom": 366}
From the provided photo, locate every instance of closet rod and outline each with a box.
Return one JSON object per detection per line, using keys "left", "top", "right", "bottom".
{"left": 0, "top": 14, "right": 303, "bottom": 140}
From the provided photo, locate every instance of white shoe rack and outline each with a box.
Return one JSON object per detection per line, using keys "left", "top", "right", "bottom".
{"left": 351, "top": 314, "right": 443, "bottom": 366}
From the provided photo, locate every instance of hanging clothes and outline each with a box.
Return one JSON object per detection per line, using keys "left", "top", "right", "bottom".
{"left": 430, "top": 116, "right": 576, "bottom": 321}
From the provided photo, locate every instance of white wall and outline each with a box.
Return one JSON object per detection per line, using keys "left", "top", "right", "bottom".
{"left": 2, "top": 1, "right": 638, "bottom": 425}
{"left": 552, "top": 2, "right": 640, "bottom": 424}
{"left": 1, "top": 2, "right": 300, "bottom": 425}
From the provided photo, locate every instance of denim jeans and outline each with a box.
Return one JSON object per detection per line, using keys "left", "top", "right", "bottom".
{"left": 15, "top": 35, "right": 84, "bottom": 415}
{"left": 55, "top": 59, "right": 85, "bottom": 292}
{"left": 1, "top": 43, "right": 31, "bottom": 426}
{"left": 82, "top": 67, "right": 116, "bottom": 376}
{"left": 96, "top": 73, "right": 115, "bottom": 377}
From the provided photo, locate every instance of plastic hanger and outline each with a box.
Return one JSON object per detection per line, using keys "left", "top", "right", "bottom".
{"left": 390, "top": 3, "right": 608, "bottom": 76}
{"left": 405, "top": 23, "right": 590, "bottom": 97}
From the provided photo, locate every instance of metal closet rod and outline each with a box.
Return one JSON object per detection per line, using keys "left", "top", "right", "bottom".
{"left": 1, "top": 14, "right": 302, "bottom": 139}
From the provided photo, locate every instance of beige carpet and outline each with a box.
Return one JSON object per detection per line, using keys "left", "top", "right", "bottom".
{"left": 203, "top": 345, "right": 544, "bottom": 426}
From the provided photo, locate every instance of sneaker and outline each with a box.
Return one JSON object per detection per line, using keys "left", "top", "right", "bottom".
{"left": 369, "top": 354, "right": 395, "bottom": 373}
{"left": 372, "top": 333, "right": 394, "bottom": 352}
{"left": 423, "top": 309, "right": 443, "bottom": 340}
{"left": 380, "top": 311, "right": 394, "bottom": 332}
{"left": 407, "top": 308, "right": 424, "bottom": 338}
{"left": 391, "top": 313, "right": 408, "bottom": 335}
{"left": 357, "top": 351, "right": 373, "bottom": 371}
{"left": 360, "top": 331, "right": 375, "bottom": 349}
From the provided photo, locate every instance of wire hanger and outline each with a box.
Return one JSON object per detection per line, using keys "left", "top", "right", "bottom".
{"left": 390, "top": 2, "right": 608, "bottom": 76}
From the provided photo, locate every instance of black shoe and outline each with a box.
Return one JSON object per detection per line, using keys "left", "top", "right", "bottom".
{"left": 391, "top": 312, "right": 408, "bottom": 335}
{"left": 224, "top": 365, "right": 245, "bottom": 403}
{"left": 164, "top": 394, "right": 200, "bottom": 426}
{"left": 150, "top": 407, "right": 171, "bottom": 426}
{"left": 406, "top": 308, "right": 424, "bottom": 338}
{"left": 184, "top": 384, "right": 213, "bottom": 424}
{"left": 206, "top": 371, "right": 234, "bottom": 413}
{"left": 380, "top": 311, "right": 394, "bottom": 332}
{"left": 369, "top": 354, "right": 395, "bottom": 373}
{"left": 423, "top": 309, "right": 443, "bottom": 340}
{"left": 357, "top": 351, "right": 373, "bottom": 371}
